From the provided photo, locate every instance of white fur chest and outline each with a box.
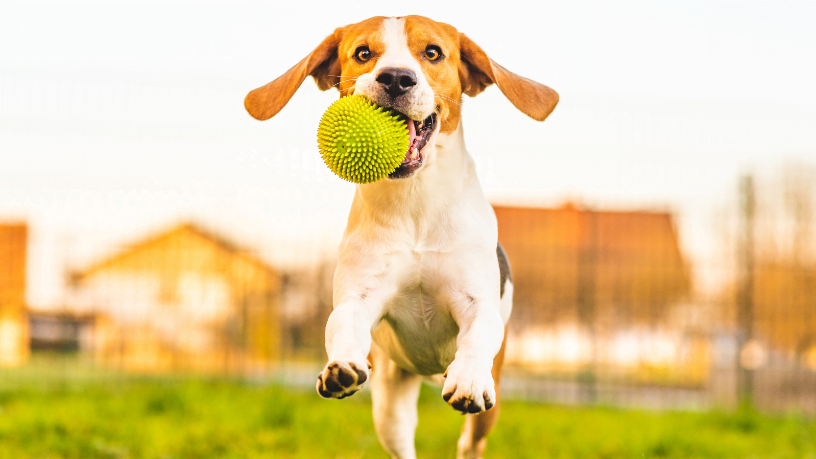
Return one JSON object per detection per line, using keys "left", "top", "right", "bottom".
{"left": 330, "top": 130, "right": 502, "bottom": 376}
{"left": 370, "top": 247, "right": 463, "bottom": 375}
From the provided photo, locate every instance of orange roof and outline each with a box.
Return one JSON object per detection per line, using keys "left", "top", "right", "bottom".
{"left": 0, "top": 223, "right": 27, "bottom": 307}
{"left": 493, "top": 204, "right": 691, "bottom": 325}
{"left": 76, "top": 222, "right": 279, "bottom": 288}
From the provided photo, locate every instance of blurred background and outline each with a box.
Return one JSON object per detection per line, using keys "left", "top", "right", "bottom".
{"left": 1, "top": 0, "right": 816, "bottom": 456}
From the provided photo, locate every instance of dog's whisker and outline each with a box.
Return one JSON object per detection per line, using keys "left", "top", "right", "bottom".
{"left": 434, "top": 94, "right": 461, "bottom": 107}
{"left": 429, "top": 87, "right": 463, "bottom": 107}
{"left": 440, "top": 114, "right": 454, "bottom": 131}
{"left": 333, "top": 77, "right": 359, "bottom": 89}
{"left": 435, "top": 94, "right": 460, "bottom": 105}
{"left": 431, "top": 89, "right": 457, "bottom": 100}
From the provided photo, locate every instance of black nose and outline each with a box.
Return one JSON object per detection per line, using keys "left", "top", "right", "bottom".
{"left": 376, "top": 68, "right": 417, "bottom": 98}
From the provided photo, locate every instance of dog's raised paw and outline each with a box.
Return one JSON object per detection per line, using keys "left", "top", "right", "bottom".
{"left": 316, "top": 360, "right": 370, "bottom": 399}
{"left": 441, "top": 364, "right": 496, "bottom": 414}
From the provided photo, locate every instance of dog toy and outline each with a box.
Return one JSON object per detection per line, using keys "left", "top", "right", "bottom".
{"left": 317, "top": 95, "right": 408, "bottom": 184}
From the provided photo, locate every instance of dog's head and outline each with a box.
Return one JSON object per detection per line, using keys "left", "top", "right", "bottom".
{"left": 245, "top": 16, "right": 558, "bottom": 179}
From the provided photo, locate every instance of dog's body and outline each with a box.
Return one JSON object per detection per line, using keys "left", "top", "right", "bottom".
{"left": 245, "top": 16, "right": 557, "bottom": 459}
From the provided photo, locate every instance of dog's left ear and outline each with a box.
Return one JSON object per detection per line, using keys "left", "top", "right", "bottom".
{"left": 458, "top": 33, "right": 559, "bottom": 122}
{"left": 245, "top": 29, "right": 343, "bottom": 121}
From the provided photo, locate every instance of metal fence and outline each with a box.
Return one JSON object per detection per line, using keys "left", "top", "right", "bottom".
{"left": 1, "top": 73, "right": 815, "bottom": 414}
{"left": 2, "top": 166, "right": 814, "bottom": 414}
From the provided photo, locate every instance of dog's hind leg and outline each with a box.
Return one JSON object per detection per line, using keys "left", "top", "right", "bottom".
{"left": 370, "top": 342, "right": 423, "bottom": 459}
{"left": 456, "top": 331, "right": 507, "bottom": 459}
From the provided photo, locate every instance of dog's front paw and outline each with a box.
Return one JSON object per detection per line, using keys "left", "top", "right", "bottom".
{"left": 316, "top": 360, "right": 370, "bottom": 399}
{"left": 441, "top": 362, "right": 496, "bottom": 414}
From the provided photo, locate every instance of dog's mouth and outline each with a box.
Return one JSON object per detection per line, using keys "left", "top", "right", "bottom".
{"left": 388, "top": 113, "right": 438, "bottom": 179}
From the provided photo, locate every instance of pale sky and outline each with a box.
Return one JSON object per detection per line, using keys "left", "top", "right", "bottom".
{"left": 1, "top": 0, "right": 815, "bottom": 307}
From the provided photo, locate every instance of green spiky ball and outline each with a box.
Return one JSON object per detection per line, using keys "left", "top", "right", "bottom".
{"left": 317, "top": 95, "right": 409, "bottom": 184}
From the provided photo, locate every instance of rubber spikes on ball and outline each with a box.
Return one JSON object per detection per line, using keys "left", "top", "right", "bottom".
{"left": 317, "top": 95, "right": 409, "bottom": 184}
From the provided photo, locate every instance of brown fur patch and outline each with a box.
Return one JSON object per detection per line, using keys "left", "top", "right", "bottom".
{"left": 403, "top": 16, "right": 463, "bottom": 133}
{"left": 334, "top": 17, "right": 387, "bottom": 97}
{"left": 244, "top": 17, "right": 387, "bottom": 120}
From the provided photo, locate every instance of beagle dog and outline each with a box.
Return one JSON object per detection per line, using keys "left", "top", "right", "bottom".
{"left": 245, "top": 16, "right": 557, "bottom": 459}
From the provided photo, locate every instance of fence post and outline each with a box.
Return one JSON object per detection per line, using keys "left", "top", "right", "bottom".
{"left": 577, "top": 209, "right": 599, "bottom": 404}
{"left": 737, "top": 174, "right": 756, "bottom": 408}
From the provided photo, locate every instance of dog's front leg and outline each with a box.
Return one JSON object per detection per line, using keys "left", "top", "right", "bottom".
{"left": 443, "top": 294, "right": 505, "bottom": 414}
{"left": 316, "top": 296, "right": 382, "bottom": 399}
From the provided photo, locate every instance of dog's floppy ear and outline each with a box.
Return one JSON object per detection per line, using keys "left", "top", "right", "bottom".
{"left": 458, "top": 33, "right": 559, "bottom": 122}
{"left": 245, "top": 29, "right": 343, "bottom": 121}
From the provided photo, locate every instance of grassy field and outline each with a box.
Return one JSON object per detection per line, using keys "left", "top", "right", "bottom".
{"left": 1, "top": 359, "right": 815, "bottom": 458}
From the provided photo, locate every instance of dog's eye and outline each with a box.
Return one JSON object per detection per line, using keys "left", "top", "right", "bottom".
{"left": 355, "top": 46, "right": 372, "bottom": 62}
{"left": 424, "top": 45, "right": 442, "bottom": 62}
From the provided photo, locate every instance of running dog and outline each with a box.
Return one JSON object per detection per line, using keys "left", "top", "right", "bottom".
{"left": 245, "top": 15, "right": 557, "bottom": 459}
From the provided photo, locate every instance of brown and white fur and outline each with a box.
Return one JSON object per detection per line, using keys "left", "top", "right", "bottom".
{"left": 245, "top": 16, "right": 557, "bottom": 459}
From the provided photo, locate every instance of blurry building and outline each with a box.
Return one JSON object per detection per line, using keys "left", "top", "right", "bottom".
{"left": 0, "top": 223, "right": 29, "bottom": 367}
{"left": 28, "top": 310, "right": 97, "bottom": 352}
{"left": 70, "top": 223, "right": 282, "bottom": 373}
{"left": 752, "top": 262, "right": 816, "bottom": 366}
{"left": 278, "top": 260, "right": 334, "bottom": 360}
{"left": 494, "top": 204, "right": 701, "bottom": 381}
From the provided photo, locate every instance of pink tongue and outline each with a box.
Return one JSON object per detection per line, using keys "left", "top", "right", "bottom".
{"left": 406, "top": 118, "right": 416, "bottom": 147}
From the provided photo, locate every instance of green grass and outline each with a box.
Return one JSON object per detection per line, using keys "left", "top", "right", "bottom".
{"left": 1, "top": 359, "right": 815, "bottom": 458}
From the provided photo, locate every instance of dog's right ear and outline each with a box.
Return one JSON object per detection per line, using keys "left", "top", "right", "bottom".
{"left": 245, "top": 29, "right": 343, "bottom": 121}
